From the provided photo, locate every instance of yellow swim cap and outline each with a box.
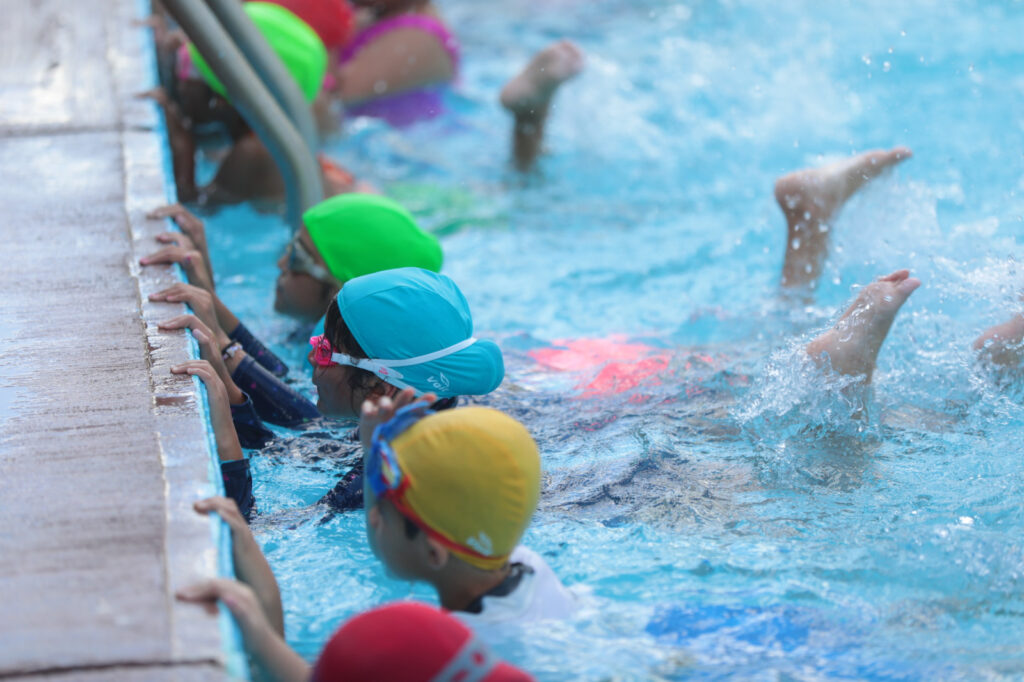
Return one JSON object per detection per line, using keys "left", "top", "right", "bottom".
{"left": 391, "top": 408, "right": 540, "bottom": 571}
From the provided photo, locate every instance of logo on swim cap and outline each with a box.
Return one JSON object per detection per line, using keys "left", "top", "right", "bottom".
{"left": 428, "top": 372, "right": 451, "bottom": 393}
{"left": 466, "top": 532, "right": 493, "bottom": 556}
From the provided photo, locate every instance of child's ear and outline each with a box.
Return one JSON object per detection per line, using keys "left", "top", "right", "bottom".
{"left": 366, "top": 381, "right": 399, "bottom": 399}
{"left": 366, "top": 503, "right": 383, "bottom": 531}
{"left": 423, "top": 536, "right": 450, "bottom": 571}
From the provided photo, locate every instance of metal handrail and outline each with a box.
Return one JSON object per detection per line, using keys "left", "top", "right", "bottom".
{"left": 205, "top": 0, "right": 320, "bottom": 154}
{"left": 161, "top": 0, "right": 323, "bottom": 230}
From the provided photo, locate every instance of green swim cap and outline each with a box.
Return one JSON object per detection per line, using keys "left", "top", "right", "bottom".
{"left": 304, "top": 194, "right": 443, "bottom": 283}
{"left": 188, "top": 2, "right": 327, "bottom": 102}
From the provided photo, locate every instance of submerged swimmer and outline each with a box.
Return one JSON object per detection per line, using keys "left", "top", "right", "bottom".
{"left": 526, "top": 148, "right": 920, "bottom": 521}
{"left": 775, "top": 147, "right": 913, "bottom": 291}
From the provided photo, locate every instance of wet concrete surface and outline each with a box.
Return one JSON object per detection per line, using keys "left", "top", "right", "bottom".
{"left": 0, "top": 0, "right": 228, "bottom": 679}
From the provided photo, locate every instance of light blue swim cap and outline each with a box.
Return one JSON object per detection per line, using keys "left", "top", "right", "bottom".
{"left": 336, "top": 268, "right": 504, "bottom": 398}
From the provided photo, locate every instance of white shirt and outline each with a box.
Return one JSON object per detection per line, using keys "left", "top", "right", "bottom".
{"left": 456, "top": 545, "right": 576, "bottom": 629}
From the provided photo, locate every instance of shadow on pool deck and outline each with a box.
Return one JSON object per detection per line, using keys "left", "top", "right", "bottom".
{"left": 0, "top": 0, "right": 229, "bottom": 679}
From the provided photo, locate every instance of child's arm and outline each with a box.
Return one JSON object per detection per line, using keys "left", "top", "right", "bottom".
{"left": 171, "top": 355, "right": 256, "bottom": 519}
{"left": 177, "top": 578, "right": 307, "bottom": 681}
{"left": 162, "top": 317, "right": 244, "bottom": 407}
{"left": 192, "top": 496, "right": 284, "bottom": 636}
{"left": 141, "top": 237, "right": 215, "bottom": 294}
{"left": 138, "top": 87, "right": 199, "bottom": 202}
{"left": 171, "top": 356, "right": 244, "bottom": 463}
{"left": 147, "top": 275, "right": 288, "bottom": 379}
{"left": 147, "top": 205, "right": 215, "bottom": 288}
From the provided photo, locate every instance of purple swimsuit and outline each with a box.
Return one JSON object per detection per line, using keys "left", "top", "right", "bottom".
{"left": 337, "top": 14, "right": 460, "bottom": 127}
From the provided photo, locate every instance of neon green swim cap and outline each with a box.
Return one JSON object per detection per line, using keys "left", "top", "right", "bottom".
{"left": 188, "top": 2, "right": 327, "bottom": 102}
{"left": 304, "top": 194, "right": 444, "bottom": 283}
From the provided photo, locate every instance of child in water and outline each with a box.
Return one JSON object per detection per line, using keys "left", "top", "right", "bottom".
{"left": 141, "top": 201, "right": 493, "bottom": 438}
{"left": 176, "top": 497, "right": 533, "bottom": 681}
{"left": 356, "top": 396, "right": 576, "bottom": 630}
{"left": 321, "top": 0, "right": 460, "bottom": 127}
{"left": 151, "top": 1, "right": 364, "bottom": 206}
{"left": 320, "top": 0, "right": 584, "bottom": 170}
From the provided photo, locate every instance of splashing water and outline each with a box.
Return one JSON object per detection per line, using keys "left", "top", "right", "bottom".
{"left": 197, "top": 0, "right": 1024, "bottom": 678}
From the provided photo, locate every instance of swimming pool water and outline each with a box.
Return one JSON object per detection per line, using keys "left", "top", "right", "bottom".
{"left": 199, "top": 1, "right": 1024, "bottom": 678}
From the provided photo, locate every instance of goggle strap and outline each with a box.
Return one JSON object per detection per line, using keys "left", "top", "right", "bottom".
{"left": 365, "top": 337, "right": 478, "bottom": 368}
{"left": 389, "top": 493, "right": 501, "bottom": 563}
{"left": 329, "top": 338, "right": 477, "bottom": 393}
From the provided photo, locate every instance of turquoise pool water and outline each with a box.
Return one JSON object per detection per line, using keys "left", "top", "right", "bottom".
{"left": 200, "top": 1, "right": 1024, "bottom": 678}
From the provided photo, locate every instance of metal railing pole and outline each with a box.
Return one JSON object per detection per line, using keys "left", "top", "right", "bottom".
{"left": 161, "top": 0, "right": 323, "bottom": 230}
{"left": 205, "top": 0, "right": 321, "bottom": 154}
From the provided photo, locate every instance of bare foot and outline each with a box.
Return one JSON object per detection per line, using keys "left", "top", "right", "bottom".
{"left": 973, "top": 313, "right": 1024, "bottom": 369}
{"left": 805, "top": 270, "right": 920, "bottom": 382}
{"left": 500, "top": 40, "right": 584, "bottom": 172}
{"left": 500, "top": 40, "right": 584, "bottom": 116}
{"left": 778, "top": 148, "right": 913, "bottom": 289}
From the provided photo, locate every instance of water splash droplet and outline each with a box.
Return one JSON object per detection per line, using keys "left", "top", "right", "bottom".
{"left": 862, "top": 54, "right": 872, "bottom": 65}
{"left": 791, "top": 237, "right": 801, "bottom": 250}
{"left": 883, "top": 61, "right": 891, "bottom": 72}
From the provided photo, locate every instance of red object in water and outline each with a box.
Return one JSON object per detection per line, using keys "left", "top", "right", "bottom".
{"left": 529, "top": 336, "right": 672, "bottom": 398}
{"left": 265, "top": 0, "right": 356, "bottom": 48}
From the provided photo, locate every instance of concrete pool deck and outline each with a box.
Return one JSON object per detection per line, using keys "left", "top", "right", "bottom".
{"left": 0, "top": 0, "right": 230, "bottom": 679}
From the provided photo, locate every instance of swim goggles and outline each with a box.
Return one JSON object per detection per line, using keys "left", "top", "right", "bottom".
{"left": 285, "top": 233, "right": 340, "bottom": 287}
{"left": 308, "top": 333, "right": 478, "bottom": 394}
{"left": 367, "top": 404, "right": 500, "bottom": 563}
{"left": 367, "top": 402, "right": 434, "bottom": 499}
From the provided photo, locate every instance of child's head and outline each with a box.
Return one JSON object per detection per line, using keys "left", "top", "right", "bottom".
{"left": 313, "top": 601, "right": 533, "bottom": 681}
{"left": 274, "top": 194, "right": 442, "bottom": 320}
{"left": 187, "top": 2, "right": 328, "bottom": 103}
{"left": 309, "top": 268, "right": 504, "bottom": 417}
{"left": 362, "top": 406, "right": 540, "bottom": 581}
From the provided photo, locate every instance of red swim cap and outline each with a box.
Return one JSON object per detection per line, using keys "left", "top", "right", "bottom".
{"left": 263, "top": 0, "right": 355, "bottom": 49}
{"left": 312, "top": 602, "right": 533, "bottom": 682}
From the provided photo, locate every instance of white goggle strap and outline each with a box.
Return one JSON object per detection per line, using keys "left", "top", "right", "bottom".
{"left": 329, "top": 337, "right": 478, "bottom": 393}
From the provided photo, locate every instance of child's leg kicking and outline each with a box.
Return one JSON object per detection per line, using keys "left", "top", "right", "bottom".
{"left": 973, "top": 312, "right": 1024, "bottom": 369}
{"left": 500, "top": 40, "right": 584, "bottom": 172}
{"left": 805, "top": 269, "right": 920, "bottom": 382}
{"left": 776, "top": 148, "right": 912, "bottom": 290}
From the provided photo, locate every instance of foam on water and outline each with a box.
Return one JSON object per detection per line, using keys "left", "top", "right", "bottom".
{"left": 196, "top": 1, "right": 1024, "bottom": 678}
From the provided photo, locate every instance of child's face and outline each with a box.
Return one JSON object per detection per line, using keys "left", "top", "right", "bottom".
{"left": 364, "top": 493, "right": 424, "bottom": 580}
{"left": 309, "top": 359, "right": 363, "bottom": 418}
{"left": 274, "top": 231, "right": 335, "bottom": 320}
